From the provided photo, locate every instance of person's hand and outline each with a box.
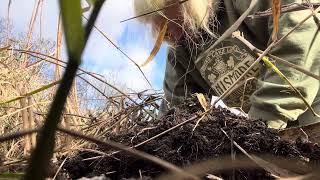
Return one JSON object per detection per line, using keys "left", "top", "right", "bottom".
{"left": 266, "top": 120, "right": 287, "bottom": 129}
{"left": 211, "top": 96, "right": 248, "bottom": 118}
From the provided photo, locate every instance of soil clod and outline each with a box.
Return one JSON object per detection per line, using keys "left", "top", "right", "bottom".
{"left": 63, "top": 96, "right": 320, "bottom": 180}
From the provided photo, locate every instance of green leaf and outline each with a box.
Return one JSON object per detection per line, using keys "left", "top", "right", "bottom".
{"left": 260, "top": 53, "right": 320, "bottom": 118}
{"left": 0, "top": 80, "right": 61, "bottom": 105}
{"left": 59, "top": 0, "right": 85, "bottom": 61}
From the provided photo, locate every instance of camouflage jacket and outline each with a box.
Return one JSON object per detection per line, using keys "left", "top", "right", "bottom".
{"left": 160, "top": 0, "right": 320, "bottom": 127}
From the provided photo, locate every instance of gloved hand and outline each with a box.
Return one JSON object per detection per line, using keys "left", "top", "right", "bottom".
{"left": 266, "top": 120, "right": 288, "bottom": 129}
{"left": 211, "top": 96, "right": 248, "bottom": 118}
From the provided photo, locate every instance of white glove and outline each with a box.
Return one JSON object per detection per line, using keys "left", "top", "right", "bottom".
{"left": 211, "top": 96, "right": 248, "bottom": 118}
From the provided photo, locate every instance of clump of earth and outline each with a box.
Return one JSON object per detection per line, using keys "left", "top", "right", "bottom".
{"left": 62, "top": 96, "right": 320, "bottom": 180}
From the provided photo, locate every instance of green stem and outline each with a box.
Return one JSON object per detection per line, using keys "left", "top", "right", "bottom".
{"left": 24, "top": 61, "right": 79, "bottom": 180}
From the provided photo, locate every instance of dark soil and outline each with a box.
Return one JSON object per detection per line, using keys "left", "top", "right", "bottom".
{"left": 63, "top": 96, "right": 320, "bottom": 180}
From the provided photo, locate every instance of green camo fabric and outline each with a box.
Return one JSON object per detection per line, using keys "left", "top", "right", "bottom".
{"left": 160, "top": 0, "right": 320, "bottom": 129}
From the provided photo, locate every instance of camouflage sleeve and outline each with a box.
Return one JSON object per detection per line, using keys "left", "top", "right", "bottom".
{"left": 246, "top": 0, "right": 320, "bottom": 128}
{"left": 159, "top": 46, "right": 207, "bottom": 117}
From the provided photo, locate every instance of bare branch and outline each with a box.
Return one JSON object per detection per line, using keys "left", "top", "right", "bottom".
{"left": 248, "top": 2, "right": 320, "bottom": 19}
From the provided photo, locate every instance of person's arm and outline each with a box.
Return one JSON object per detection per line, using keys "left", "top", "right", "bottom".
{"left": 159, "top": 45, "right": 206, "bottom": 116}
{"left": 243, "top": 1, "right": 320, "bottom": 128}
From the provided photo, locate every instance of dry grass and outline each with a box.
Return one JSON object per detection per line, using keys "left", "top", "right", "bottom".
{"left": 0, "top": 30, "right": 53, "bottom": 162}
{"left": 0, "top": 1, "right": 320, "bottom": 179}
{"left": 0, "top": 18, "right": 162, "bottom": 170}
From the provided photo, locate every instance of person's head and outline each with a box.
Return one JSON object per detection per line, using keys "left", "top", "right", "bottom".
{"left": 134, "top": 0, "right": 216, "bottom": 44}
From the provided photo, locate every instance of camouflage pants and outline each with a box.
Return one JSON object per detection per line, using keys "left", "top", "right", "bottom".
{"left": 268, "top": 90, "right": 320, "bottom": 129}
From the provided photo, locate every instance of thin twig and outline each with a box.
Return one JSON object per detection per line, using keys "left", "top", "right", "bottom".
{"left": 120, "top": 0, "right": 189, "bottom": 23}
{"left": 34, "top": 111, "right": 92, "bottom": 120}
{"left": 82, "top": 96, "right": 161, "bottom": 132}
{"left": 82, "top": 114, "right": 201, "bottom": 161}
{"left": 25, "top": 60, "right": 80, "bottom": 180}
{"left": 77, "top": 75, "right": 119, "bottom": 107}
{"left": 304, "top": 0, "right": 320, "bottom": 28}
{"left": 57, "top": 127, "right": 199, "bottom": 180}
{"left": 274, "top": 6, "right": 320, "bottom": 48}
{"left": 0, "top": 128, "right": 40, "bottom": 142}
{"left": 10, "top": 49, "right": 157, "bottom": 120}
{"left": 24, "top": 1, "right": 93, "bottom": 178}
{"left": 190, "top": 42, "right": 276, "bottom": 131}
{"left": 0, "top": 101, "right": 50, "bottom": 121}
{"left": 24, "top": 0, "right": 42, "bottom": 63}
{"left": 82, "top": 15, "right": 153, "bottom": 88}
{"left": 221, "top": 128, "right": 296, "bottom": 178}
{"left": 99, "top": 107, "right": 139, "bottom": 136}
{"left": 233, "top": 6, "right": 320, "bottom": 116}
{"left": 232, "top": 32, "right": 320, "bottom": 81}
{"left": 261, "top": 55, "right": 320, "bottom": 117}
{"left": 213, "top": 41, "right": 276, "bottom": 107}
{"left": 248, "top": 2, "right": 320, "bottom": 19}
{"left": 52, "top": 157, "right": 67, "bottom": 180}
{"left": 197, "top": 0, "right": 260, "bottom": 58}
{"left": 24, "top": 52, "right": 120, "bottom": 107}
{"left": 213, "top": 6, "right": 320, "bottom": 107}
{"left": 3, "top": 159, "right": 27, "bottom": 167}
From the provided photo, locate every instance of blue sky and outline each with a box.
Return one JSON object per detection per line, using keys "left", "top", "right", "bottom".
{"left": 0, "top": 0, "right": 167, "bottom": 91}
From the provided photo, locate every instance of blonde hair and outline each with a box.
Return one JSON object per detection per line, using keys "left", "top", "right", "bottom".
{"left": 134, "top": 0, "right": 216, "bottom": 39}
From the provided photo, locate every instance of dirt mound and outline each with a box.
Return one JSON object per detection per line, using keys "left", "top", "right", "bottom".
{"left": 63, "top": 96, "right": 320, "bottom": 180}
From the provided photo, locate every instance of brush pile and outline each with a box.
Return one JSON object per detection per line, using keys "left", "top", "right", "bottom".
{"left": 63, "top": 95, "right": 320, "bottom": 180}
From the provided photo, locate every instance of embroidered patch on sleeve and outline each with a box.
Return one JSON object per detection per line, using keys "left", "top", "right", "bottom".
{"left": 195, "top": 37, "right": 260, "bottom": 111}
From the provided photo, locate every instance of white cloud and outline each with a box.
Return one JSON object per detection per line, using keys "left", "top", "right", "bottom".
{"left": 94, "top": 0, "right": 135, "bottom": 40}
{"left": 0, "top": 0, "right": 60, "bottom": 39}
{"left": 118, "top": 45, "right": 157, "bottom": 91}
{"left": 81, "top": 0, "right": 162, "bottom": 92}
{"left": 82, "top": 29, "right": 159, "bottom": 92}
{"left": 0, "top": 0, "right": 165, "bottom": 92}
